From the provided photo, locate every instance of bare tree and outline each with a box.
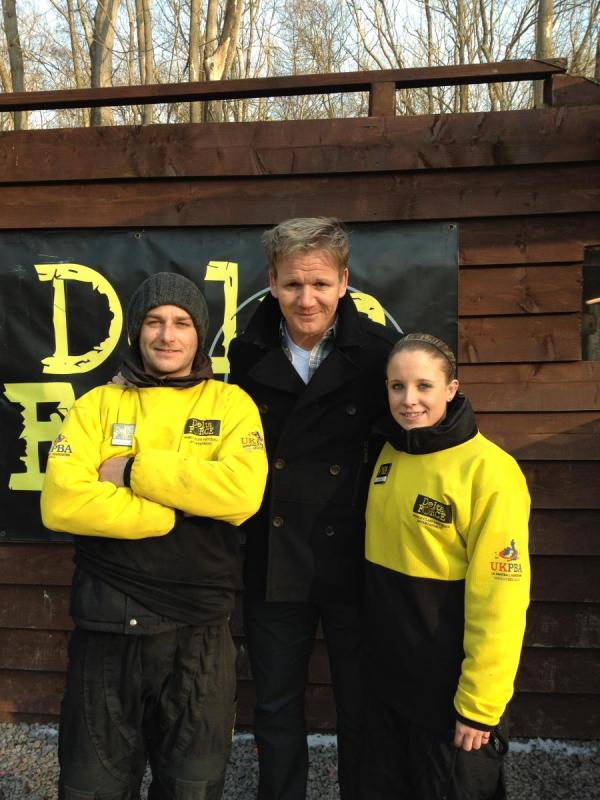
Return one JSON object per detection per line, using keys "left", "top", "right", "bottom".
{"left": 2, "top": 0, "right": 27, "bottom": 128}
{"left": 90, "top": 0, "right": 121, "bottom": 125}
{"left": 188, "top": 0, "right": 202, "bottom": 121}
{"left": 534, "top": 0, "right": 553, "bottom": 106}
{"left": 203, "top": 0, "right": 243, "bottom": 120}
{"left": 135, "top": 0, "right": 154, "bottom": 122}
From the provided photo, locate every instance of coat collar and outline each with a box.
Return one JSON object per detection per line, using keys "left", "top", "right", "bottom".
{"left": 239, "top": 292, "right": 364, "bottom": 400}
{"left": 240, "top": 292, "right": 364, "bottom": 351}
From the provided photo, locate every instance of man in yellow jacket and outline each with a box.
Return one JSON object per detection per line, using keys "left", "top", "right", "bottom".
{"left": 41, "top": 272, "right": 268, "bottom": 800}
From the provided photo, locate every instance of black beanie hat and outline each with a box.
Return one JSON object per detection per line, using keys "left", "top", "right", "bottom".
{"left": 126, "top": 272, "right": 209, "bottom": 346}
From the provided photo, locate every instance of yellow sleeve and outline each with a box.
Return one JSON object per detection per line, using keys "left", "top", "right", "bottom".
{"left": 40, "top": 389, "right": 175, "bottom": 539}
{"left": 454, "top": 458, "right": 531, "bottom": 727}
{"left": 130, "top": 386, "right": 268, "bottom": 526}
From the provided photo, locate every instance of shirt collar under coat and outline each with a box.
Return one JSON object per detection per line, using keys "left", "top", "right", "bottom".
{"left": 374, "top": 393, "right": 478, "bottom": 455}
{"left": 238, "top": 291, "right": 364, "bottom": 351}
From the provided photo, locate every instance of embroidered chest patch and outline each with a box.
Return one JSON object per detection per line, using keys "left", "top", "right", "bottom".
{"left": 413, "top": 494, "right": 453, "bottom": 525}
{"left": 184, "top": 418, "right": 221, "bottom": 441}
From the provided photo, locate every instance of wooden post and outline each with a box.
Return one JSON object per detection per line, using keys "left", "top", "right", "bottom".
{"left": 369, "top": 82, "right": 396, "bottom": 117}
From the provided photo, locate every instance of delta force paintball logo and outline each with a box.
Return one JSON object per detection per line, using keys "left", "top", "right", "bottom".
{"left": 49, "top": 433, "right": 73, "bottom": 457}
{"left": 490, "top": 539, "right": 523, "bottom": 581}
{"left": 241, "top": 430, "right": 265, "bottom": 450}
{"left": 413, "top": 494, "right": 453, "bottom": 528}
{"left": 183, "top": 418, "right": 221, "bottom": 445}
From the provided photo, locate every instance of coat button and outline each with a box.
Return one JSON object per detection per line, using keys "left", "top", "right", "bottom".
{"left": 325, "top": 526, "right": 335, "bottom": 537}
{"left": 274, "top": 458, "right": 286, "bottom": 470}
{"left": 273, "top": 516, "right": 284, "bottom": 528}
{"left": 346, "top": 404, "right": 357, "bottom": 415}
{"left": 129, "top": 618, "right": 138, "bottom": 627}
{"left": 259, "top": 403, "right": 269, "bottom": 414}
{"left": 329, "top": 464, "right": 341, "bottom": 476}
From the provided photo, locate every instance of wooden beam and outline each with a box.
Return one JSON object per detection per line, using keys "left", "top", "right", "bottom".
{"left": 509, "top": 693, "right": 600, "bottom": 739}
{"left": 516, "top": 649, "right": 600, "bottom": 694}
{"left": 551, "top": 74, "right": 600, "bottom": 107}
{"left": 460, "top": 212, "right": 600, "bottom": 265}
{"left": 530, "top": 555, "right": 600, "bottom": 600}
{"left": 368, "top": 82, "right": 396, "bottom": 116}
{"left": 461, "top": 362, "right": 600, "bottom": 412}
{"left": 529, "top": 510, "right": 600, "bottom": 554}
{"left": 1, "top": 104, "right": 597, "bottom": 183}
{"left": 0, "top": 543, "right": 74, "bottom": 585}
{"left": 524, "top": 463, "right": 600, "bottom": 511}
{"left": 0, "top": 60, "right": 567, "bottom": 112}
{"left": 459, "top": 266, "right": 582, "bottom": 317}
{"left": 476, "top": 412, "right": 600, "bottom": 460}
{"left": 526, "top": 602, "right": 600, "bottom": 647}
{"left": 459, "top": 314, "right": 581, "bottom": 363}
{"left": 0, "top": 585, "right": 71, "bottom": 630}
{"left": 0, "top": 165, "right": 596, "bottom": 228}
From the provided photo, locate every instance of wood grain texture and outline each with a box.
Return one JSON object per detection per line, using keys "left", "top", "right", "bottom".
{"left": 0, "top": 60, "right": 567, "bottom": 112}
{"left": 459, "top": 315, "right": 581, "bottom": 363}
{"left": 459, "top": 266, "right": 582, "bottom": 316}
{"left": 528, "top": 510, "right": 600, "bottom": 554}
{"left": 0, "top": 544, "right": 74, "bottom": 585}
{"left": 459, "top": 212, "right": 600, "bottom": 265}
{"left": 0, "top": 585, "right": 71, "bottom": 630}
{"left": 522, "top": 462, "right": 600, "bottom": 510}
{"left": 0, "top": 164, "right": 597, "bottom": 229}
{"left": 477, "top": 413, "right": 600, "bottom": 460}
{"left": 461, "top": 362, "right": 600, "bottom": 412}
{"left": 530, "top": 555, "right": 600, "bottom": 602}
{"left": 1, "top": 104, "right": 596, "bottom": 183}
{"left": 525, "top": 602, "right": 600, "bottom": 648}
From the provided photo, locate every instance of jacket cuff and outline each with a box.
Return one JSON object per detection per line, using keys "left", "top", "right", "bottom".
{"left": 123, "top": 457, "right": 135, "bottom": 488}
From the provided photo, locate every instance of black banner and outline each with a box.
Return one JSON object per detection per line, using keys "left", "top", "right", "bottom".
{"left": 0, "top": 223, "right": 458, "bottom": 541}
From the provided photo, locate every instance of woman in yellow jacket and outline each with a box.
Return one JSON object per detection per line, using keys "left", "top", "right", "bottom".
{"left": 363, "top": 333, "right": 530, "bottom": 800}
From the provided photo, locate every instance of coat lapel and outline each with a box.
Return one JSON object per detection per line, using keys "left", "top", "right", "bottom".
{"left": 247, "top": 347, "right": 305, "bottom": 395}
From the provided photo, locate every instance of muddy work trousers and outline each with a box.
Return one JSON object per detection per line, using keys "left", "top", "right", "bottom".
{"left": 58, "top": 624, "right": 237, "bottom": 800}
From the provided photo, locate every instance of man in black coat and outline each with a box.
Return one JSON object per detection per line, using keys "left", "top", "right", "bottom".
{"left": 228, "top": 218, "right": 397, "bottom": 800}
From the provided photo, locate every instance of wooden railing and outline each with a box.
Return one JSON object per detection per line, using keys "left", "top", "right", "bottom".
{"left": 0, "top": 59, "right": 567, "bottom": 117}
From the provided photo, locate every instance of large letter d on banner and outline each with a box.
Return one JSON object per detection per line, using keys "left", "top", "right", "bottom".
{"left": 36, "top": 263, "right": 123, "bottom": 374}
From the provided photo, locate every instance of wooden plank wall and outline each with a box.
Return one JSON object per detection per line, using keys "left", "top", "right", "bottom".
{"left": 1, "top": 80, "right": 599, "bottom": 737}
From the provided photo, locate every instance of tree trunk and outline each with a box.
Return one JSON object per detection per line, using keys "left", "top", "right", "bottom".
{"left": 2, "top": 0, "right": 27, "bottom": 129}
{"left": 141, "top": 0, "right": 154, "bottom": 124}
{"left": 203, "top": 0, "right": 243, "bottom": 122}
{"left": 189, "top": 0, "right": 202, "bottom": 122}
{"left": 90, "top": 0, "right": 121, "bottom": 126}
{"left": 534, "top": 0, "right": 553, "bottom": 107}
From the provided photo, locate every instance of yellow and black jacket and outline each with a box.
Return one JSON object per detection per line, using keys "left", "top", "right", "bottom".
{"left": 365, "top": 394, "right": 530, "bottom": 732}
{"left": 41, "top": 378, "right": 268, "bottom": 632}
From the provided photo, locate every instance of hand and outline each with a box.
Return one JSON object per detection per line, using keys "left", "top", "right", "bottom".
{"left": 453, "top": 721, "right": 490, "bottom": 751}
{"left": 98, "top": 456, "right": 130, "bottom": 487}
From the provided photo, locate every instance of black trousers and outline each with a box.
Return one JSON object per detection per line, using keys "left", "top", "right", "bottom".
{"left": 244, "top": 598, "right": 364, "bottom": 800}
{"left": 362, "top": 695, "right": 508, "bottom": 800}
{"left": 58, "top": 624, "right": 237, "bottom": 800}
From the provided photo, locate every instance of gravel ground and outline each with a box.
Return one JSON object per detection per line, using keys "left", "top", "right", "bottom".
{"left": 1, "top": 724, "right": 599, "bottom": 799}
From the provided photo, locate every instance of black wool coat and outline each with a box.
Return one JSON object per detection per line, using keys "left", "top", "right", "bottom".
{"left": 228, "top": 292, "right": 398, "bottom": 603}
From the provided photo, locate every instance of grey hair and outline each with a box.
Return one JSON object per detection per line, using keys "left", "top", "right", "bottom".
{"left": 262, "top": 217, "right": 349, "bottom": 276}
{"left": 388, "top": 333, "right": 457, "bottom": 382}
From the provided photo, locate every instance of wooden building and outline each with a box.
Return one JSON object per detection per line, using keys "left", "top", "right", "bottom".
{"left": 0, "top": 59, "right": 599, "bottom": 738}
